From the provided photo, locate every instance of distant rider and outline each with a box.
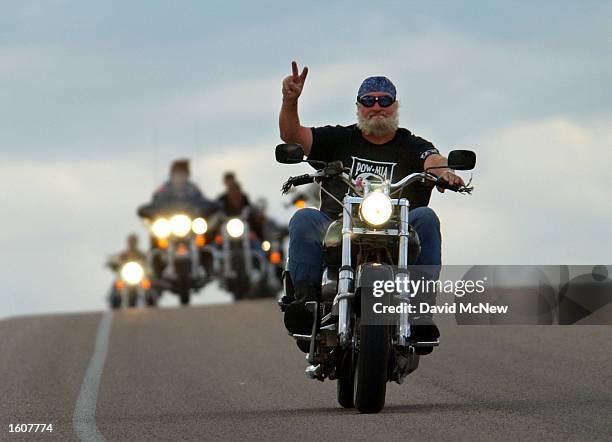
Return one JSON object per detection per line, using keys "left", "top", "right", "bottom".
{"left": 137, "top": 159, "right": 217, "bottom": 218}
{"left": 216, "top": 171, "right": 251, "bottom": 217}
{"left": 107, "top": 233, "right": 147, "bottom": 271}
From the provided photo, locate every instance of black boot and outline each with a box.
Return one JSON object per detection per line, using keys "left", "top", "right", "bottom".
{"left": 409, "top": 312, "right": 440, "bottom": 355}
{"left": 283, "top": 282, "right": 320, "bottom": 335}
{"left": 409, "top": 312, "right": 440, "bottom": 340}
{"left": 409, "top": 280, "right": 440, "bottom": 355}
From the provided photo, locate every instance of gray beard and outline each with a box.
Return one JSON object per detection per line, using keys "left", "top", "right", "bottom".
{"left": 356, "top": 110, "right": 400, "bottom": 137}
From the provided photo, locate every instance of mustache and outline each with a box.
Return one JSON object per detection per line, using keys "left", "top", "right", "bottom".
{"left": 366, "top": 112, "right": 392, "bottom": 120}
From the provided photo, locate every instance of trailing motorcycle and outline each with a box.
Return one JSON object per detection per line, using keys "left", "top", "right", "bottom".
{"left": 209, "top": 207, "right": 280, "bottom": 300}
{"left": 139, "top": 200, "right": 211, "bottom": 305}
{"left": 276, "top": 143, "right": 475, "bottom": 413}
{"left": 259, "top": 218, "right": 288, "bottom": 295}
{"left": 107, "top": 258, "right": 158, "bottom": 309}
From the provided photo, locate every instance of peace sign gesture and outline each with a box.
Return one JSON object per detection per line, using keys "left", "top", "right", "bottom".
{"left": 282, "top": 61, "right": 309, "bottom": 101}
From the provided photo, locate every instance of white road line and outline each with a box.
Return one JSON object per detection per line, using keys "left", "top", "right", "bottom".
{"left": 73, "top": 311, "right": 113, "bottom": 441}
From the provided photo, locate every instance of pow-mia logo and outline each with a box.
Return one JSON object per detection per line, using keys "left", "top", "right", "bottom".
{"left": 350, "top": 156, "right": 397, "bottom": 186}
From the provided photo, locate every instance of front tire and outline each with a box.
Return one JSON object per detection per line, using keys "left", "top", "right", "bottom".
{"left": 145, "top": 292, "right": 158, "bottom": 307}
{"left": 110, "top": 297, "right": 121, "bottom": 310}
{"left": 127, "top": 291, "right": 138, "bottom": 308}
{"left": 337, "top": 349, "right": 355, "bottom": 408}
{"left": 229, "top": 251, "right": 250, "bottom": 300}
{"left": 354, "top": 324, "right": 390, "bottom": 413}
{"left": 179, "top": 291, "right": 190, "bottom": 306}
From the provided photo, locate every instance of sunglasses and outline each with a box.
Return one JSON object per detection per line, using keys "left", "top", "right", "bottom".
{"left": 357, "top": 95, "right": 396, "bottom": 108}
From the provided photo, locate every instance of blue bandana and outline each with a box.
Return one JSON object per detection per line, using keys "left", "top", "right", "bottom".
{"left": 357, "top": 76, "right": 397, "bottom": 99}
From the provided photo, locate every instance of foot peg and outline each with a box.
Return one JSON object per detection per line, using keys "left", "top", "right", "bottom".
{"left": 414, "top": 340, "right": 440, "bottom": 347}
{"left": 413, "top": 339, "right": 440, "bottom": 356}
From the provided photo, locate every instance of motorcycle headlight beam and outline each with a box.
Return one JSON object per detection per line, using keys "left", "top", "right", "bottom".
{"left": 360, "top": 192, "right": 393, "bottom": 226}
{"left": 192, "top": 217, "right": 208, "bottom": 235}
{"left": 170, "top": 214, "right": 192, "bottom": 237}
{"left": 151, "top": 218, "right": 171, "bottom": 239}
{"left": 120, "top": 261, "right": 145, "bottom": 285}
{"left": 226, "top": 218, "right": 245, "bottom": 238}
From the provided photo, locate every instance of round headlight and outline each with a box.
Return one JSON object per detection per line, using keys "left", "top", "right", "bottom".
{"left": 226, "top": 218, "right": 245, "bottom": 238}
{"left": 192, "top": 217, "right": 208, "bottom": 235}
{"left": 262, "top": 240, "right": 271, "bottom": 252}
{"left": 151, "top": 218, "right": 171, "bottom": 239}
{"left": 360, "top": 192, "right": 393, "bottom": 226}
{"left": 120, "top": 261, "right": 144, "bottom": 285}
{"left": 170, "top": 214, "right": 192, "bottom": 237}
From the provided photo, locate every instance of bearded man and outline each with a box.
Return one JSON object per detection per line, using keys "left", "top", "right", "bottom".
{"left": 278, "top": 61, "right": 465, "bottom": 350}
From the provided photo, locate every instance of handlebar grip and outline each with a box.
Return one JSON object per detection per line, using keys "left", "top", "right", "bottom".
{"left": 435, "top": 178, "right": 462, "bottom": 192}
{"left": 289, "top": 174, "right": 315, "bottom": 187}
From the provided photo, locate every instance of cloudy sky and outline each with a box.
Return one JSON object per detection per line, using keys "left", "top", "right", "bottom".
{"left": 1, "top": 1, "right": 610, "bottom": 317}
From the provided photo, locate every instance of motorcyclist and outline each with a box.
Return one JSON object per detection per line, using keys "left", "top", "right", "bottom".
{"left": 215, "top": 173, "right": 267, "bottom": 240}
{"left": 216, "top": 172, "right": 251, "bottom": 217}
{"left": 106, "top": 233, "right": 147, "bottom": 271}
{"left": 137, "top": 159, "right": 217, "bottom": 280}
{"left": 279, "top": 61, "right": 465, "bottom": 346}
{"left": 143, "top": 159, "right": 215, "bottom": 211}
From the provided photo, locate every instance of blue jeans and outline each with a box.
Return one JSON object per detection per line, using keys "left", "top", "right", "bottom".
{"left": 287, "top": 207, "right": 442, "bottom": 284}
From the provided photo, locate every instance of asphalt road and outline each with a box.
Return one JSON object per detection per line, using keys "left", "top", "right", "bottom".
{"left": 1, "top": 297, "right": 611, "bottom": 441}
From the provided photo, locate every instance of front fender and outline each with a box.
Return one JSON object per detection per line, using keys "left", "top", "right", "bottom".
{"left": 355, "top": 263, "right": 396, "bottom": 326}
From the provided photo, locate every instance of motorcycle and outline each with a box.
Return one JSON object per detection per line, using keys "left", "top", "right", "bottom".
{"left": 139, "top": 200, "right": 211, "bottom": 305}
{"left": 259, "top": 219, "right": 289, "bottom": 296}
{"left": 208, "top": 207, "right": 278, "bottom": 300}
{"left": 276, "top": 143, "right": 475, "bottom": 413}
{"left": 107, "top": 258, "right": 158, "bottom": 309}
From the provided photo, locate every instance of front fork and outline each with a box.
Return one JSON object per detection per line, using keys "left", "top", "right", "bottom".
{"left": 336, "top": 198, "right": 412, "bottom": 348}
{"left": 396, "top": 199, "right": 411, "bottom": 347}
{"left": 189, "top": 238, "right": 203, "bottom": 279}
{"left": 337, "top": 199, "right": 354, "bottom": 348}
{"left": 222, "top": 224, "right": 254, "bottom": 278}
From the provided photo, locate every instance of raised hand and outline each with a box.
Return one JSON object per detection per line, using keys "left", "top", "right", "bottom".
{"left": 282, "top": 61, "right": 308, "bottom": 101}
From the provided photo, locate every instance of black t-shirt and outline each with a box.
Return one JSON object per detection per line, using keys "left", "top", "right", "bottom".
{"left": 309, "top": 124, "right": 439, "bottom": 218}
{"left": 216, "top": 193, "right": 251, "bottom": 217}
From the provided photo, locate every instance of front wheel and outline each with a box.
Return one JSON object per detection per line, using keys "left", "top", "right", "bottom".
{"left": 336, "top": 349, "right": 355, "bottom": 408}
{"left": 354, "top": 324, "right": 390, "bottom": 413}
{"left": 127, "top": 291, "right": 138, "bottom": 308}
{"left": 179, "top": 291, "right": 190, "bottom": 306}
{"left": 110, "top": 296, "right": 121, "bottom": 310}
{"left": 228, "top": 250, "right": 250, "bottom": 300}
{"left": 145, "top": 291, "right": 158, "bottom": 307}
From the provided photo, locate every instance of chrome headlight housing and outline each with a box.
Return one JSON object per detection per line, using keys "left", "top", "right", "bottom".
{"left": 226, "top": 218, "right": 245, "bottom": 238}
{"left": 120, "top": 261, "right": 145, "bottom": 285}
{"left": 170, "top": 214, "right": 192, "bottom": 237}
{"left": 151, "top": 218, "right": 171, "bottom": 239}
{"left": 359, "top": 192, "right": 393, "bottom": 226}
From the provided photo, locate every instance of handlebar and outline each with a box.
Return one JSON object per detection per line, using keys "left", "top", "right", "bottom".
{"left": 289, "top": 174, "right": 316, "bottom": 187}
{"left": 281, "top": 174, "right": 315, "bottom": 194}
{"left": 391, "top": 172, "right": 473, "bottom": 194}
{"left": 281, "top": 166, "right": 472, "bottom": 195}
